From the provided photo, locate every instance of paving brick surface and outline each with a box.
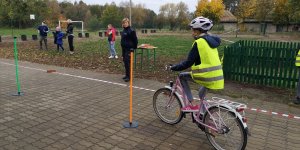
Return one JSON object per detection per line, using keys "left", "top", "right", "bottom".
{"left": 0, "top": 59, "right": 299, "bottom": 150}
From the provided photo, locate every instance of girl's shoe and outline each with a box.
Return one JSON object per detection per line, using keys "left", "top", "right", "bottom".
{"left": 181, "top": 105, "right": 199, "bottom": 112}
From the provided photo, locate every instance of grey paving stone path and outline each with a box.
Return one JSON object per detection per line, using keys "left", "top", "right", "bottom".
{"left": 0, "top": 58, "right": 299, "bottom": 150}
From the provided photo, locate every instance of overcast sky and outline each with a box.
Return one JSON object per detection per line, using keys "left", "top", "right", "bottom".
{"left": 60, "top": 0, "right": 198, "bottom": 14}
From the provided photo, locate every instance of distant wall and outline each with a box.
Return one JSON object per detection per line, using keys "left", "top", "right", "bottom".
{"left": 222, "top": 23, "right": 237, "bottom": 31}
{"left": 221, "top": 22, "right": 299, "bottom": 33}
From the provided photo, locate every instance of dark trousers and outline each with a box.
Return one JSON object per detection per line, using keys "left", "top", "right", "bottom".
{"left": 68, "top": 35, "right": 74, "bottom": 51}
{"left": 122, "top": 48, "right": 131, "bottom": 78}
{"left": 39, "top": 36, "right": 47, "bottom": 50}
{"left": 296, "top": 68, "right": 300, "bottom": 98}
{"left": 57, "top": 44, "right": 64, "bottom": 51}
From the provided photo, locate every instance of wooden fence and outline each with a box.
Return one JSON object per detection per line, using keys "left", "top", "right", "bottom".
{"left": 223, "top": 40, "right": 300, "bottom": 88}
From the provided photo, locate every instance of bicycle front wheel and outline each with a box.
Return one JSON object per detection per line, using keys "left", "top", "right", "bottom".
{"left": 204, "top": 106, "right": 247, "bottom": 150}
{"left": 153, "top": 88, "right": 183, "bottom": 124}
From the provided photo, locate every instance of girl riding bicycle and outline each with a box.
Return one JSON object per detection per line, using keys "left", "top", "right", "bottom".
{"left": 170, "top": 16, "right": 224, "bottom": 112}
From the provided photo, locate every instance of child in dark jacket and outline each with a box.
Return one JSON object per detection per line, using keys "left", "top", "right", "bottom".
{"left": 55, "top": 26, "right": 64, "bottom": 51}
{"left": 52, "top": 31, "right": 57, "bottom": 44}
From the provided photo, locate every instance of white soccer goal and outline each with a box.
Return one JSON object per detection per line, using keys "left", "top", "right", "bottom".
{"left": 58, "top": 20, "right": 84, "bottom": 34}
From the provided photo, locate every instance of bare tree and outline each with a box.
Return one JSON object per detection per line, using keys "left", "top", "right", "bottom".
{"left": 119, "top": 1, "right": 146, "bottom": 27}
{"left": 158, "top": 3, "right": 177, "bottom": 30}
{"left": 176, "top": 2, "right": 189, "bottom": 30}
{"left": 255, "top": 0, "right": 274, "bottom": 22}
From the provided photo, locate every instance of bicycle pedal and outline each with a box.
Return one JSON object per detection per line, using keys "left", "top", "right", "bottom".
{"left": 199, "top": 114, "right": 203, "bottom": 120}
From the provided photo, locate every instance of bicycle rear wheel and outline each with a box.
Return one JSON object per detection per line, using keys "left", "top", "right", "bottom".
{"left": 153, "top": 88, "right": 183, "bottom": 124}
{"left": 204, "top": 106, "right": 247, "bottom": 150}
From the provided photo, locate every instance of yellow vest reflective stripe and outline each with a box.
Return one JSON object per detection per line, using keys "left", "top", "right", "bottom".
{"left": 193, "top": 75, "right": 224, "bottom": 82}
{"left": 295, "top": 50, "right": 300, "bottom": 66}
{"left": 191, "top": 65, "right": 222, "bottom": 74}
{"left": 191, "top": 38, "right": 224, "bottom": 89}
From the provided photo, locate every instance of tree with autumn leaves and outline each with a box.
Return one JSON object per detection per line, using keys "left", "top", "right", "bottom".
{"left": 195, "top": 0, "right": 225, "bottom": 23}
{"left": 195, "top": 0, "right": 300, "bottom": 32}
{"left": 1, "top": 0, "right": 299, "bottom": 31}
{"left": 273, "top": 0, "right": 290, "bottom": 31}
{"left": 273, "top": 0, "right": 300, "bottom": 30}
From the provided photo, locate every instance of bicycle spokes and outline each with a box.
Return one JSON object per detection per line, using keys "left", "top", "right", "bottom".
{"left": 153, "top": 88, "right": 183, "bottom": 124}
{"left": 204, "top": 106, "right": 247, "bottom": 150}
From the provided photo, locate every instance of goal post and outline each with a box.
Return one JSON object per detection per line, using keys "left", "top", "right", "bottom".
{"left": 59, "top": 20, "right": 84, "bottom": 34}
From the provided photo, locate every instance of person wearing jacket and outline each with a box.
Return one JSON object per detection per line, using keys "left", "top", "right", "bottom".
{"left": 66, "top": 19, "right": 74, "bottom": 54}
{"left": 37, "top": 21, "right": 49, "bottom": 50}
{"left": 121, "top": 18, "right": 138, "bottom": 82}
{"left": 293, "top": 49, "right": 300, "bottom": 105}
{"left": 107, "top": 24, "right": 118, "bottom": 59}
{"left": 170, "top": 17, "right": 224, "bottom": 112}
{"left": 55, "top": 26, "right": 64, "bottom": 51}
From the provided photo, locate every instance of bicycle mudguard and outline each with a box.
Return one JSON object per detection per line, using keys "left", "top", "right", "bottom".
{"left": 206, "top": 104, "right": 248, "bottom": 130}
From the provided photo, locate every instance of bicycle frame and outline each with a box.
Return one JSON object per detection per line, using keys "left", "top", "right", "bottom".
{"left": 167, "top": 76, "right": 222, "bottom": 133}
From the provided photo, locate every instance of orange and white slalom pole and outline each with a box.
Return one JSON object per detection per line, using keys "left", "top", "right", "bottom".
{"left": 123, "top": 51, "right": 138, "bottom": 128}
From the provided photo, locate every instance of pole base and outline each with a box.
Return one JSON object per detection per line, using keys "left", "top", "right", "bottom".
{"left": 12, "top": 92, "right": 24, "bottom": 96}
{"left": 123, "top": 121, "right": 138, "bottom": 128}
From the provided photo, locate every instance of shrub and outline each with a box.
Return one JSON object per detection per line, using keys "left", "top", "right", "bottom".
{"left": 87, "top": 16, "right": 101, "bottom": 31}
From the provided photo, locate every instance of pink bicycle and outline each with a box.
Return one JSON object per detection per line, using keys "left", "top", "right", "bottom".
{"left": 153, "top": 71, "right": 249, "bottom": 150}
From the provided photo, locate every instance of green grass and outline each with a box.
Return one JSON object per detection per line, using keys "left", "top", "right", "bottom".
{"left": 139, "top": 35, "right": 192, "bottom": 57}
{"left": 0, "top": 27, "right": 263, "bottom": 61}
{"left": 0, "top": 28, "right": 284, "bottom": 87}
{"left": 0, "top": 27, "right": 98, "bottom": 37}
{"left": 47, "top": 35, "right": 259, "bottom": 58}
{"left": 0, "top": 27, "right": 261, "bottom": 58}
{"left": 0, "top": 28, "right": 36, "bottom": 37}
{"left": 55, "top": 35, "right": 193, "bottom": 60}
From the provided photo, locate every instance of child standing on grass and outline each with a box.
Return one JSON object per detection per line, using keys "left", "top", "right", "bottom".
{"left": 293, "top": 49, "right": 300, "bottom": 105}
{"left": 55, "top": 26, "right": 64, "bottom": 52}
{"left": 107, "top": 24, "right": 118, "bottom": 59}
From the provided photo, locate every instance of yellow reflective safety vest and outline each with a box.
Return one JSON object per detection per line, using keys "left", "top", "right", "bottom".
{"left": 191, "top": 38, "right": 224, "bottom": 89}
{"left": 295, "top": 49, "right": 300, "bottom": 67}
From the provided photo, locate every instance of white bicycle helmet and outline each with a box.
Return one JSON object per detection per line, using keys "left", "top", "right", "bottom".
{"left": 189, "top": 16, "right": 213, "bottom": 31}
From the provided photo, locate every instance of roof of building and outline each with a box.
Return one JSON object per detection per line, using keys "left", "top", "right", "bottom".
{"left": 220, "top": 10, "right": 237, "bottom": 23}
{"left": 220, "top": 10, "right": 275, "bottom": 23}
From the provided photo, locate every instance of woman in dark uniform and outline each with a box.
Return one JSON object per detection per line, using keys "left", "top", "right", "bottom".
{"left": 66, "top": 19, "right": 74, "bottom": 54}
{"left": 121, "top": 18, "right": 138, "bottom": 82}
